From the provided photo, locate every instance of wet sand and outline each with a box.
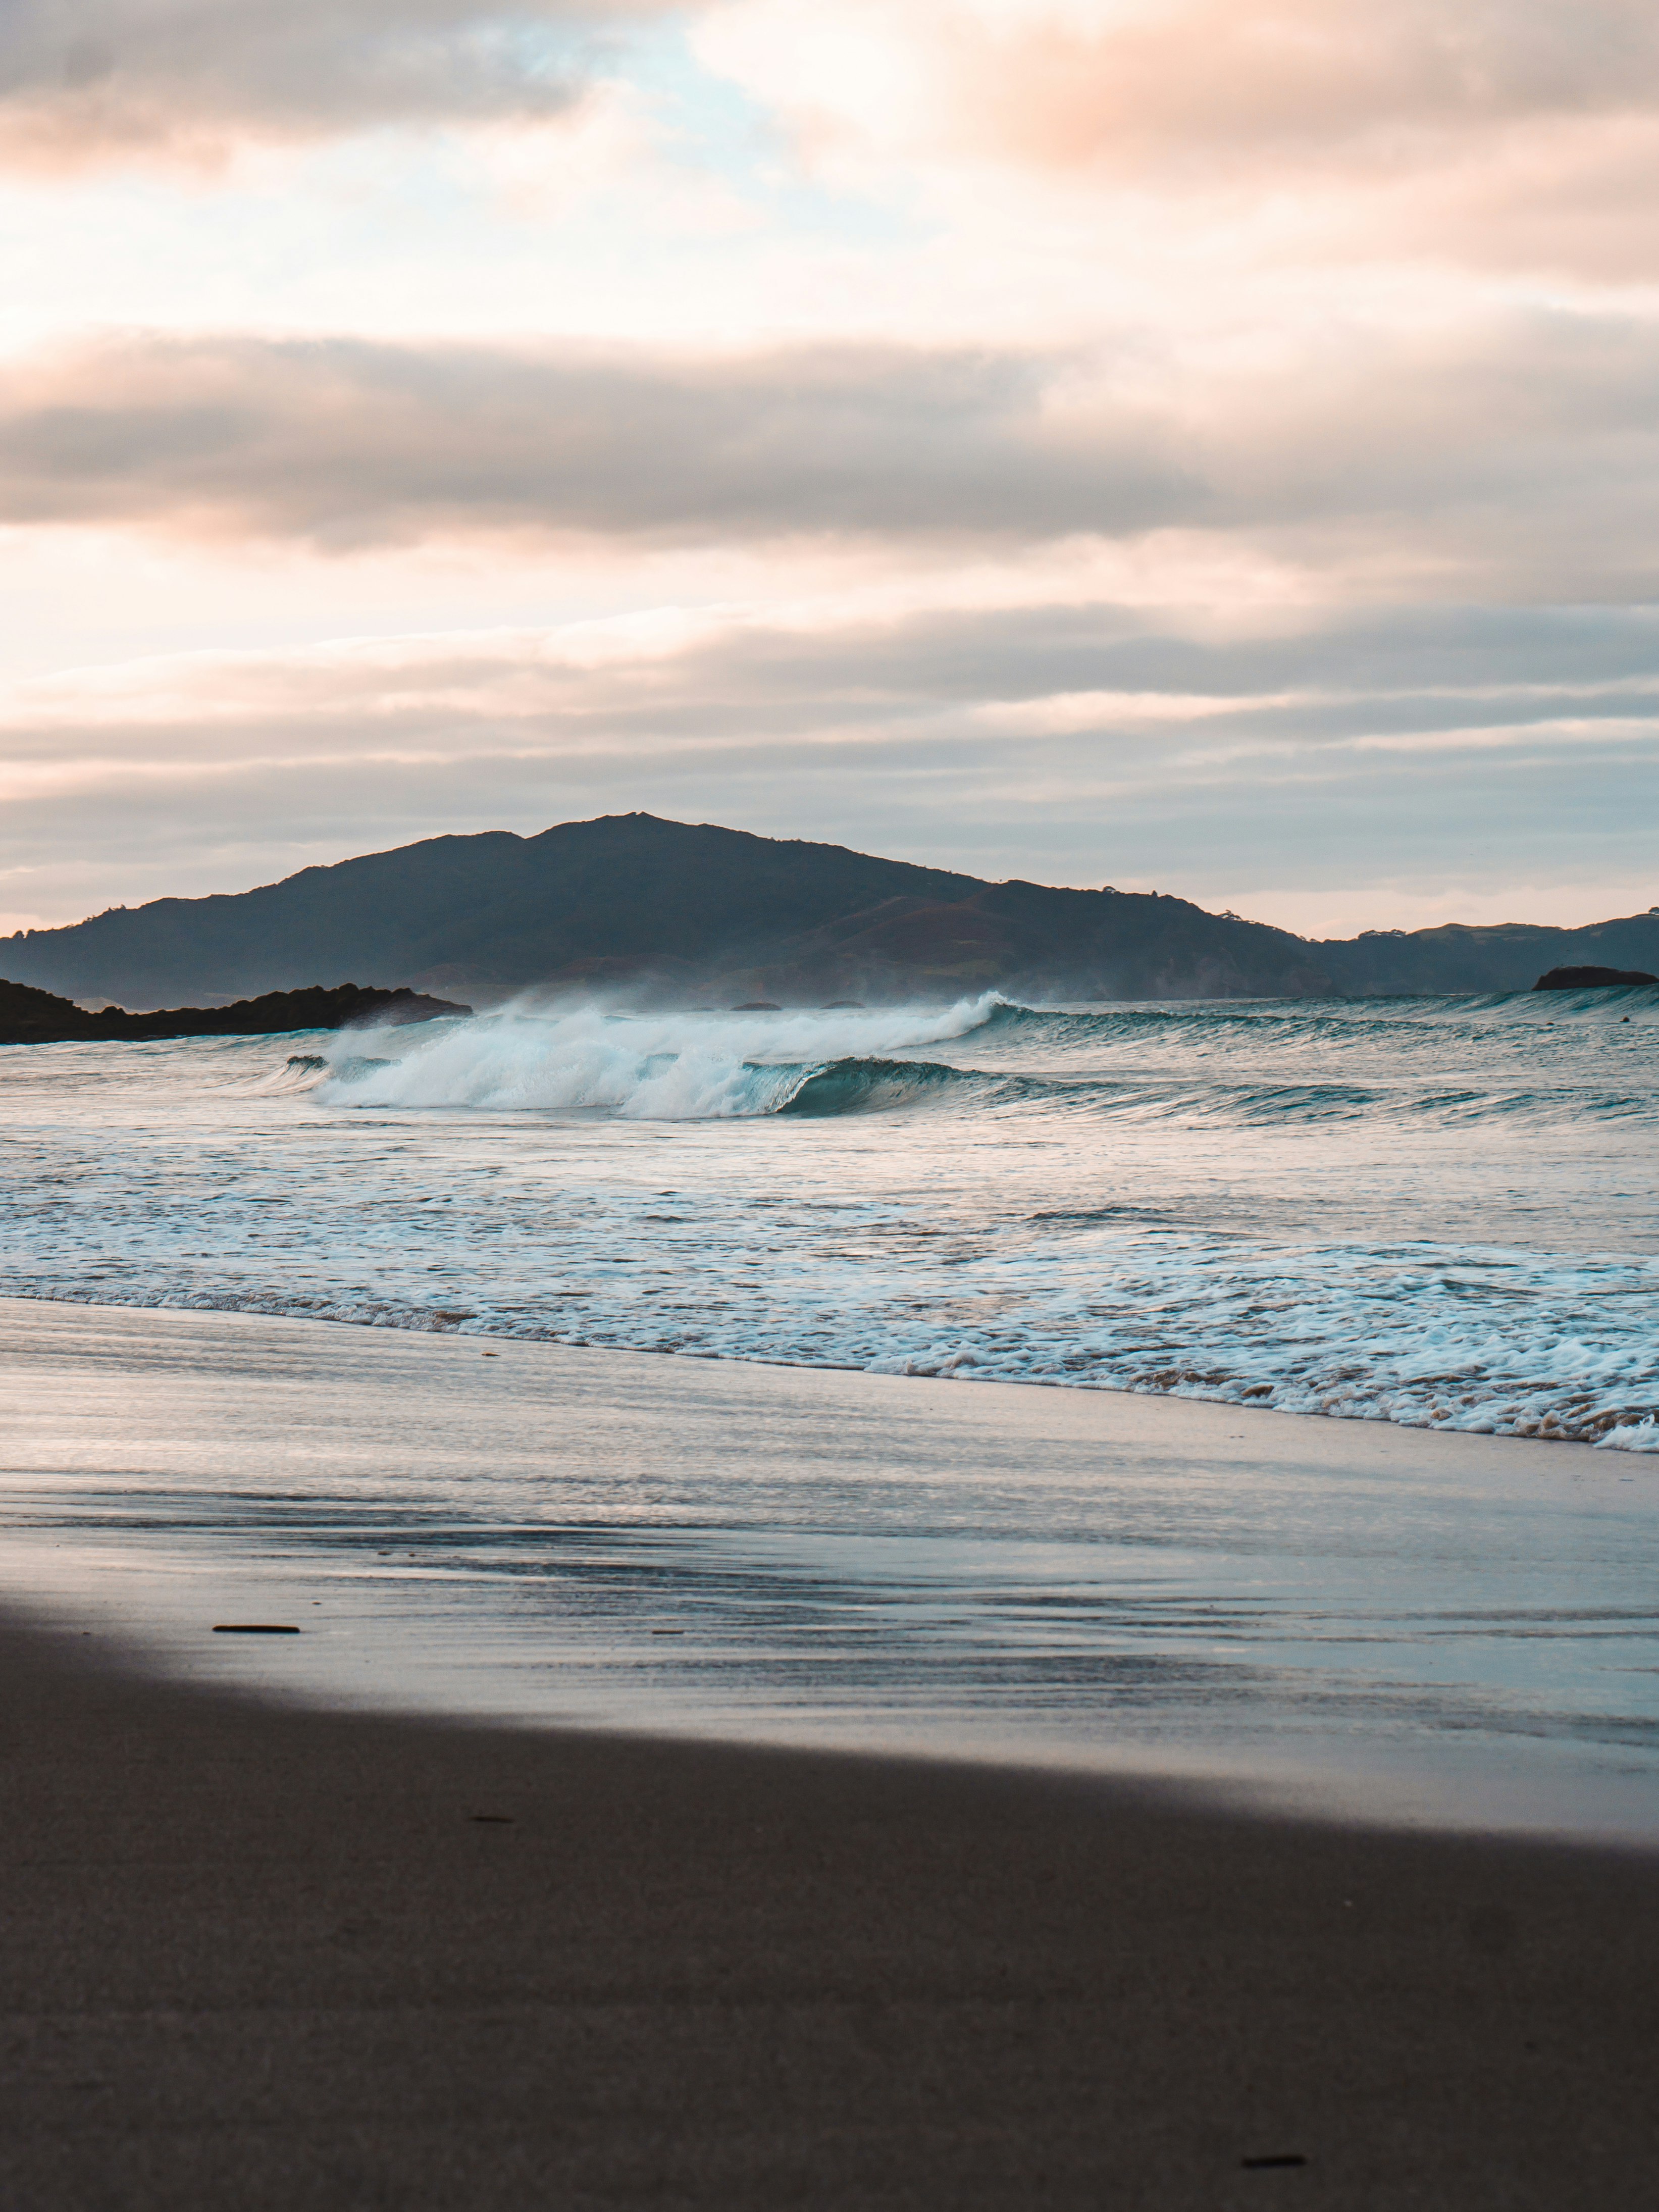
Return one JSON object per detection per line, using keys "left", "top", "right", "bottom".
{"left": 3, "top": 1605, "right": 1658, "bottom": 2209}
{"left": 5, "top": 1297, "right": 1655, "bottom": 1827}
{"left": 3, "top": 1301, "right": 1658, "bottom": 2204}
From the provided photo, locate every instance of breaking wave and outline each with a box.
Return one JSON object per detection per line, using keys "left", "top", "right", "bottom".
{"left": 312, "top": 997, "right": 1003, "bottom": 1118}
{"left": 299, "top": 987, "right": 1659, "bottom": 1132}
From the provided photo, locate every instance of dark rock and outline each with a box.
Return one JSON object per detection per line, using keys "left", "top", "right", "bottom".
{"left": 730, "top": 1000, "right": 782, "bottom": 1011}
{"left": 1533, "top": 965, "right": 1657, "bottom": 990}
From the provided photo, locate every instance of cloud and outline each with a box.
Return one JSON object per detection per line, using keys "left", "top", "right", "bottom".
{"left": 4, "top": 5, "right": 1657, "bottom": 953}
{"left": 2, "top": 597, "right": 1655, "bottom": 938}
{"left": 696, "top": 2, "right": 1659, "bottom": 286}
{"left": 703, "top": 1, "right": 1659, "bottom": 175}
{"left": 0, "top": 0, "right": 657, "bottom": 167}
{"left": 5, "top": 319, "right": 1659, "bottom": 599}
{"left": 0, "top": 333, "right": 1196, "bottom": 546}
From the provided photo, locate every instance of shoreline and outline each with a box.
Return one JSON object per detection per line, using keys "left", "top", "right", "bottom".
{"left": 4, "top": 1295, "right": 1657, "bottom": 1849}
{"left": 4, "top": 1602, "right": 1659, "bottom": 2207}
{"left": 2, "top": 1279, "right": 1645, "bottom": 1455}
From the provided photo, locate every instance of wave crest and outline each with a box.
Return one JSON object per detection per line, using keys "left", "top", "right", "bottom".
{"left": 316, "top": 996, "right": 1001, "bottom": 1118}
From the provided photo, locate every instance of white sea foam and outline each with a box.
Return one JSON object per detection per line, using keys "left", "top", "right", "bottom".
{"left": 1599, "top": 1417, "right": 1659, "bottom": 1454}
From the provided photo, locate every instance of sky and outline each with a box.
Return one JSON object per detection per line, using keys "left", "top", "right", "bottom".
{"left": 2, "top": 1, "right": 1657, "bottom": 940}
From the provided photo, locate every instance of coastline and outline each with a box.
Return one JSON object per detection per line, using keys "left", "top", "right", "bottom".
{"left": 3, "top": 1294, "right": 1656, "bottom": 1838}
{"left": 4, "top": 1603, "right": 1659, "bottom": 2207}
{"left": 12, "top": 1275, "right": 1653, "bottom": 1453}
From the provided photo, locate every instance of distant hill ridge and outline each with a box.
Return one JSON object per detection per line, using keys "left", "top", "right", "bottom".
{"left": 2, "top": 813, "right": 1655, "bottom": 1006}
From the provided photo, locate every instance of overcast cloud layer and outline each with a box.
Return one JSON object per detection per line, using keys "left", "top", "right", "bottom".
{"left": 5, "top": 321, "right": 1659, "bottom": 600}
{"left": 1, "top": 0, "right": 1655, "bottom": 939}
{"left": 0, "top": 336, "right": 1189, "bottom": 544}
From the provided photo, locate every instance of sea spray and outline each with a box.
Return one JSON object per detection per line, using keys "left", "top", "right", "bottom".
{"left": 320, "top": 995, "right": 1003, "bottom": 1116}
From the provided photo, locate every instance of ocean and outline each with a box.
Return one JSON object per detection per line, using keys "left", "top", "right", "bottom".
{"left": 4, "top": 986, "right": 1656, "bottom": 1447}
{"left": 4, "top": 984, "right": 1657, "bottom": 1833}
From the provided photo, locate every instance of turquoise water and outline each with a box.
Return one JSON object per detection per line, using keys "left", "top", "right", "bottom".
{"left": 2, "top": 985, "right": 1655, "bottom": 1447}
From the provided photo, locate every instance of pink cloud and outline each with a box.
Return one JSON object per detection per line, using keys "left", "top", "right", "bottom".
{"left": 708, "top": 2, "right": 1659, "bottom": 173}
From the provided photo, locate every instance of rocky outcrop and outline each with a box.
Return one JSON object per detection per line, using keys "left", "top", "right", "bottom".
{"left": 1533, "top": 966, "right": 1657, "bottom": 990}
{"left": 1539, "top": 973, "right": 1654, "bottom": 1000}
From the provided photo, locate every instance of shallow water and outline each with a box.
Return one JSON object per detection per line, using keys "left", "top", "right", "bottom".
{"left": 2, "top": 987, "right": 1655, "bottom": 1445}
{"left": 4, "top": 1304, "right": 1657, "bottom": 1841}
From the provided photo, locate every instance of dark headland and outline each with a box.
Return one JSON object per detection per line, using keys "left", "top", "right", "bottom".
{"left": 0, "top": 978, "right": 468, "bottom": 1049}
{"left": 4, "top": 812, "right": 1657, "bottom": 1009}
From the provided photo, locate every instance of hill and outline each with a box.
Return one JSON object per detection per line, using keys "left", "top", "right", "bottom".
{"left": 1318, "top": 918, "right": 1659, "bottom": 995}
{"left": 2, "top": 813, "right": 1655, "bottom": 1006}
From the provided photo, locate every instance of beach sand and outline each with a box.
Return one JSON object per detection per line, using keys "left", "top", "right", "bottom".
{"left": 4, "top": 1607, "right": 1659, "bottom": 2209}
{"left": 2, "top": 1303, "right": 1657, "bottom": 2206}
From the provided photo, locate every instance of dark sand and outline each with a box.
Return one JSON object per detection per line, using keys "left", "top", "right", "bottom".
{"left": 2, "top": 1612, "right": 1657, "bottom": 2209}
